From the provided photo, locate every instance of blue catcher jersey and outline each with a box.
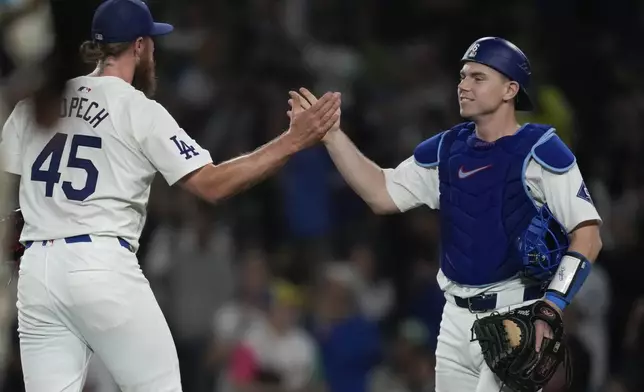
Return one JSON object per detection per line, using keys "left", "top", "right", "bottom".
{"left": 415, "top": 122, "right": 564, "bottom": 285}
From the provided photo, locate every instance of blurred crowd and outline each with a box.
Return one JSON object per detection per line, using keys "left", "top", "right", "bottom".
{"left": 1, "top": 0, "right": 644, "bottom": 392}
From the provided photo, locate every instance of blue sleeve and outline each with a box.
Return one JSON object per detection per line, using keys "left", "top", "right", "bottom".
{"left": 531, "top": 132, "right": 576, "bottom": 173}
{"left": 413, "top": 132, "right": 445, "bottom": 168}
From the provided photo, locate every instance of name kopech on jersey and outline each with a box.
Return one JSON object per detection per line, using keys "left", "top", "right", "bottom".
{"left": 59, "top": 87, "right": 110, "bottom": 129}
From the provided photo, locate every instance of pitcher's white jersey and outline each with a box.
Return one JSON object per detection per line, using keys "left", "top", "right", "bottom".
{"left": 0, "top": 75, "right": 212, "bottom": 251}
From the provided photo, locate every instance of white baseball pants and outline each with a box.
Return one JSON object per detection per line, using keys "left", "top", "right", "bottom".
{"left": 435, "top": 293, "right": 540, "bottom": 392}
{"left": 17, "top": 237, "right": 182, "bottom": 391}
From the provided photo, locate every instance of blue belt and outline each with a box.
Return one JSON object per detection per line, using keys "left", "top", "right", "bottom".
{"left": 24, "top": 235, "right": 134, "bottom": 253}
{"left": 454, "top": 285, "right": 544, "bottom": 312}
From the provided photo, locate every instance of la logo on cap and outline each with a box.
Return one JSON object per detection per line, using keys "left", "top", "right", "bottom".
{"left": 466, "top": 43, "right": 480, "bottom": 58}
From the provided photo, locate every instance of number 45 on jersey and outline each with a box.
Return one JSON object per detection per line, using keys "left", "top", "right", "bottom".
{"left": 31, "top": 133, "right": 102, "bottom": 202}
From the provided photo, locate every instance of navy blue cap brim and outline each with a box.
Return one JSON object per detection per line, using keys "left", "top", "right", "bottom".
{"left": 150, "top": 22, "right": 173, "bottom": 37}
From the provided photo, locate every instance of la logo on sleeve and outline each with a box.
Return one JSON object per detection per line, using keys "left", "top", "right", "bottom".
{"left": 170, "top": 135, "right": 199, "bottom": 160}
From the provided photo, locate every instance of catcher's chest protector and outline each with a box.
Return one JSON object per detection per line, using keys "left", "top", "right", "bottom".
{"left": 435, "top": 122, "right": 552, "bottom": 286}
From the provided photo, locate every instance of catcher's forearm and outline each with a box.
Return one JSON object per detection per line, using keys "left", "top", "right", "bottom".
{"left": 567, "top": 221, "right": 602, "bottom": 262}
{"left": 545, "top": 222, "right": 602, "bottom": 310}
{"left": 323, "top": 129, "right": 398, "bottom": 214}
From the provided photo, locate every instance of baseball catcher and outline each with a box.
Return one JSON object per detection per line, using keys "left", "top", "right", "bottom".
{"left": 287, "top": 37, "right": 602, "bottom": 392}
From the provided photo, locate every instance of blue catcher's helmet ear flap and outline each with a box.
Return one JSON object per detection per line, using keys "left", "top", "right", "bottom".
{"left": 518, "top": 205, "right": 570, "bottom": 283}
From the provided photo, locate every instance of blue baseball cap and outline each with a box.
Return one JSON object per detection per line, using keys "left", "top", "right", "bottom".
{"left": 91, "top": 0, "right": 174, "bottom": 44}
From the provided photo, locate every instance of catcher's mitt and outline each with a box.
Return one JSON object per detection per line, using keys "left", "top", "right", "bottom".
{"left": 471, "top": 300, "right": 570, "bottom": 392}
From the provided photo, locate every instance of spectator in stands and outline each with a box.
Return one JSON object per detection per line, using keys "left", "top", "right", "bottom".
{"left": 368, "top": 318, "right": 435, "bottom": 392}
{"left": 210, "top": 248, "right": 271, "bottom": 391}
{"left": 311, "top": 262, "right": 382, "bottom": 392}
{"left": 405, "top": 258, "right": 445, "bottom": 352}
{"left": 349, "top": 242, "right": 395, "bottom": 324}
{"left": 225, "top": 280, "right": 321, "bottom": 392}
{"left": 606, "top": 298, "right": 644, "bottom": 392}
{"left": 569, "top": 262, "right": 612, "bottom": 391}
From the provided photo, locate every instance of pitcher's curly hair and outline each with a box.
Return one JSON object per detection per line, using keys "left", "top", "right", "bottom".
{"left": 78, "top": 40, "right": 133, "bottom": 64}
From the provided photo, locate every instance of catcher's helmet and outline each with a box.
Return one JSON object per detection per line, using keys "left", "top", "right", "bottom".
{"left": 461, "top": 37, "right": 533, "bottom": 111}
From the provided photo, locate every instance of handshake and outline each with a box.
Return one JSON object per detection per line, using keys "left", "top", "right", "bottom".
{"left": 283, "top": 87, "right": 342, "bottom": 152}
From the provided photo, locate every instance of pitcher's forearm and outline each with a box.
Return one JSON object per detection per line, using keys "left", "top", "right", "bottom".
{"left": 181, "top": 133, "right": 296, "bottom": 203}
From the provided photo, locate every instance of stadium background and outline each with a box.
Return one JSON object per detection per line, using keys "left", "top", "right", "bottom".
{"left": 1, "top": 0, "right": 644, "bottom": 391}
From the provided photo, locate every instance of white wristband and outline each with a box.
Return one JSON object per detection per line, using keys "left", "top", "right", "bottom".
{"left": 546, "top": 252, "right": 591, "bottom": 305}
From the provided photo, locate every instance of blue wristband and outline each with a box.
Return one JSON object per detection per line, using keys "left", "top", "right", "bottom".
{"left": 545, "top": 251, "right": 592, "bottom": 310}
{"left": 544, "top": 292, "right": 568, "bottom": 311}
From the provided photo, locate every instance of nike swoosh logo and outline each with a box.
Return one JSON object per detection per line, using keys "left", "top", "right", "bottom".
{"left": 458, "top": 164, "right": 492, "bottom": 179}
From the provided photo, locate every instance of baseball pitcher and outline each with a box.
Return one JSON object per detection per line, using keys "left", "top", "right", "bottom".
{"left": 0, "top": 0, "right": 340, "bottom": 391}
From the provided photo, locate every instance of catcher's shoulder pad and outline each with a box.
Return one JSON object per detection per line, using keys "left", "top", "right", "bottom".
{"left": 531, "top": 130, "right": 576, "bottom": 173}
{"left": 413, "top": 122, "right": 475, "bottom": 167}
{"left": 413, "top": 131, "right": 446, "bottom": 168}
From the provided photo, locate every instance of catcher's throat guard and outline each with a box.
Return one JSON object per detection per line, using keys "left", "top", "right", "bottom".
{"left": 471, "top": 300, "right": 571, "bottom": 392}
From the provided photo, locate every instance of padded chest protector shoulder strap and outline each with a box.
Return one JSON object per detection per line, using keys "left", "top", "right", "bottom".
{"left": 530, "top": 128, "right": 576, "bottom": 173}
{"left": 413, "top": 122, "right": 473, "bottom": 167}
